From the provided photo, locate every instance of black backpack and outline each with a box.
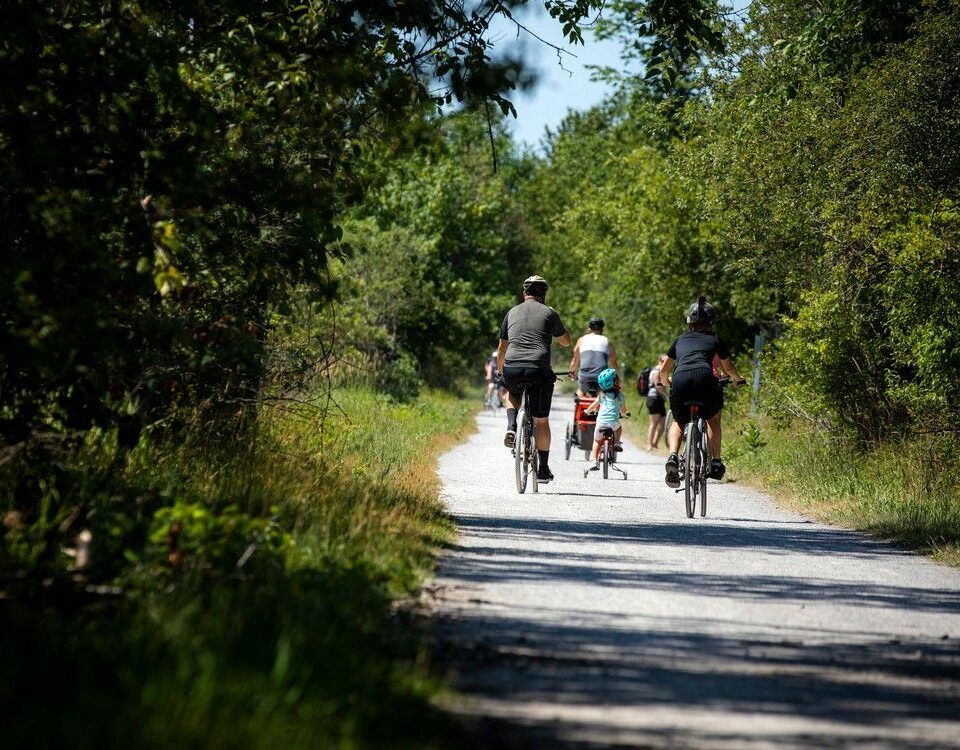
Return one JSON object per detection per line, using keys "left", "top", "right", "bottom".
{"left": 636, "top": 366, "right": 652, "bottom": 395}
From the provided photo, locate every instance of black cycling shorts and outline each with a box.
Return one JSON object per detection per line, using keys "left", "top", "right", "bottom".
{"left": 669, "top": 369, "right": 723, "bottom": 425}
{"left": 646, "top": 394, "right": 667, "bottom": 416}
{"left": 502, "top": 366, "right": 555, "bottom": 419}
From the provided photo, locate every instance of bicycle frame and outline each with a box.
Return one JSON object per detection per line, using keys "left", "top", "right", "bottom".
{"left": 583, "top": 426, "right": 628, "bottom": 480}
{"left": 679, "top": 404, "right": 709, "bottom": 517}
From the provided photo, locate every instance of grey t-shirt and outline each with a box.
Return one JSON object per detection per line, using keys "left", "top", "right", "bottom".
{"left": 500, "top": 299, "right": 568, "bottom": 369}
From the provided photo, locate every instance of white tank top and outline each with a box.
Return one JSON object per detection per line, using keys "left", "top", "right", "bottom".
{"left": 579, "top": 333, "right": 610, "bottom": 377}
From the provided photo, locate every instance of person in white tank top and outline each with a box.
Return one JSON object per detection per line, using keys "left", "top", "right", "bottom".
{"left": 568, "top": 317, "right": 618, "bottom": 396}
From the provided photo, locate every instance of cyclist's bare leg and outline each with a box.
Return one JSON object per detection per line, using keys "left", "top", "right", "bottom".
{"left": 648, "top": 414, "right": 664, "bottom": 449}
{"left": 706, "top": 414, "right": 722, "bottom": 458}
{"left": 485, "top": 381, "right": 495, "bottom": 401}
{"left": 533, "top": 416, "right": 551, "bottom": 450}
{"left": 667, "top": 419, "right": 683, "bottom": 454}
{"left": 590, "top": 439, "right": 601, "bottom": 461}
{"left": 504, "top": 391, "right": 521, "bottom": 438}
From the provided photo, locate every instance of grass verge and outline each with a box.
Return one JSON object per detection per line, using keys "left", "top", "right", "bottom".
{"left": 1, "top": 387, "right": 475, "bottom": 749}
{"left": 721, "top": 396, "right": 960, "bottom": 567}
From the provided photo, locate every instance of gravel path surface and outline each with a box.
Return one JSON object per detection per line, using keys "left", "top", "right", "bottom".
{"left": 429, "top": 400, "right": 960, "bottom": 748}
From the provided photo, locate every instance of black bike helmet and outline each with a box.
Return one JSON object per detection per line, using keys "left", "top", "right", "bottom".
{"left": 522, "top": 275, "right": 549, "bottom": 298}
{"left": 685, "top": 296, "right": 715, "bottom": 325}
{"left": 588, "top": 316, "right": 604, "bottom": 331}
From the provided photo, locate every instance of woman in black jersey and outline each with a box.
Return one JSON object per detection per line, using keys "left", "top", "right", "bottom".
{"left": 655, "top": 297, "right": 747, "bottom": 487}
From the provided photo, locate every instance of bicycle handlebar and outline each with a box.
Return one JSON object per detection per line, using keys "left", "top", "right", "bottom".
{"left": 717, "top": 377, "right": 748, "bottom": 387}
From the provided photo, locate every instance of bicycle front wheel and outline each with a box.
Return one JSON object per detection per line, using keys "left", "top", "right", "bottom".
{"left": 684, "top": 423, "right": 697, "bottom": 518}
{"left": 564, "top": 422, "right": 573, "bottom": 461}
{"left": 515, "top": 414, "right": 528, "bottom": 494}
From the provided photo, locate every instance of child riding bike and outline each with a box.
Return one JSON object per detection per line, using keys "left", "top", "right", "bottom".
{"left": 583, "top": 368, "right": 628, "bottom": 466}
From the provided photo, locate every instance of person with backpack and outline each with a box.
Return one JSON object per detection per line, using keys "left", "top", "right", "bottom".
{"left": 640, "top": 355, "right": 668, "bottom": 451}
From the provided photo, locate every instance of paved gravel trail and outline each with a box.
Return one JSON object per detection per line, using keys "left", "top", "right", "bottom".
{"left": 430, "top": 400, "right": 960, "bottom": 748}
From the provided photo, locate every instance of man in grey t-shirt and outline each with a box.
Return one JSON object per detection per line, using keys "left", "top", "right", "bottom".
{"left": 496, "top": 275, "right": 571, "bottom": 483}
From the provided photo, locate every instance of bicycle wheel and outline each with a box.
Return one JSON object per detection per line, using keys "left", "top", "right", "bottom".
{"left": 514, "top": 413, "right": 528, "bottom": 494}
{"left": 564, "top": 422, "right": 573, "bottom": 461}
{"left": 684, "top": 423, "right": 697, "bottom": 518}
{"left": 530, "top": 418, "right": 539, "bottom": 494}
{"left": 699, "top": 423, "right": 709, "bottom": 517}
{"left": 602, "top": 440, "right": 609, "bottom": 479}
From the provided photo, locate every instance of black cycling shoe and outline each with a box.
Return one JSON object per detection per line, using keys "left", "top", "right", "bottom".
{"left": 504, "top": 429, "right": 516, "bottom": 448}
{"left": 614, "top": 442, "right": 624, "bottom": 452}
{"left": 665, "top": 453, "right": 681, "bottom": 488}
{"left": 709, "top": 459, "right": 726, "bottom": 480}
{"left": 536, "top": 467, "right": 554, "bottom": 483}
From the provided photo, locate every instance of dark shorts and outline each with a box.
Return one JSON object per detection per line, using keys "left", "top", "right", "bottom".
{"left": 578, "top": 374, "right": 599, "bottom": 394}
{"left": 502, "top": 366, "right": 555, "bottom": 419}
{"left": 646, "top": 395, "right": 667, "bottom": 416}
{"left": 670, "top": 369, "right": 723, "bottom": 425}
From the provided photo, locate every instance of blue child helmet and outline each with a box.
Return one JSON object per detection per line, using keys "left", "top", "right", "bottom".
{"left": 597, "top": 368, "right": 617, "bottom": 391}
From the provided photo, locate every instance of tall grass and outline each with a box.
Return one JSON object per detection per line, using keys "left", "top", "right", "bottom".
{"left": 1, "top": 388, "right": 475, "bottom": 749}
{"left": 723, "top": 397, "right": 960, "bottom": 566}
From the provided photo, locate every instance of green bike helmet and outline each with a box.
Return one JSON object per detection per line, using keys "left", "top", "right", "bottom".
{"left": 522, "top": 275, "right": 549, "bottom": 298}
{"left": 597, "top": 368, "right": 617, "bottom": 391}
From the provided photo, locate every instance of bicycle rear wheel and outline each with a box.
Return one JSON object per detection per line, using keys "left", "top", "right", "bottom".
{"left": 531, "top": 419, "right": 539, "bottom": 494}
{"left": 699, "top": 423, "right": 709, "bottom": 517}
{"left": 602, "top": 441, "right": 609, "bottom": 479}
{"left": 514, "top": 413, "right": 528, "bottom": 494}
{"left": 684, "top": 423, "right": 697, "bottom": 518}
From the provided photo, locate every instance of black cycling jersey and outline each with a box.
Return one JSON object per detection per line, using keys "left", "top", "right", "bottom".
{"left": 667, "top": 332, "right": 730, "bottom": 375}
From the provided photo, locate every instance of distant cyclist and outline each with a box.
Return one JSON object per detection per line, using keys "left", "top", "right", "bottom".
{"left": 483, "top": 348, "right": 499, "bottom": 407}
{"left": 656, "top": 297, "right": 746, "bottom": 487}
{"left": 568, "top": 317, "right": 618, "bottom": 396}
{"left": 497, "top": 276, "right": 571, "bottom": 483}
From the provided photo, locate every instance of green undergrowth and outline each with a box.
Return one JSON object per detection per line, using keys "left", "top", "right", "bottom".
{"left": 1, "top": 388, "right": 475, "bottom": 749}
{"left": 724, "top": 401, "right": 960, "bottom": 567}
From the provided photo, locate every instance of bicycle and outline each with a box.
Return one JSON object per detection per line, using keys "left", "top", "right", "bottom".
{"left": 511, "top": 371, "right": 569, "bottom": 494}
{"left": 676, "top": 378, "right": 743, "bottom": 518}
{"left": 485, "top": 383, "right": 502, "bottom": 414}
{"left": 583, "top": 413, "right": 630, "bottom": 480}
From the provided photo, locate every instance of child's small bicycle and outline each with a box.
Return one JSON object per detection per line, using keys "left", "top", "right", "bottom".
{"left": 583, "top": 414, "right": 630, "bottom": 480}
